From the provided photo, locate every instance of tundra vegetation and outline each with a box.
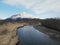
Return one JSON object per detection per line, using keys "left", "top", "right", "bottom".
{"left": 0, "top": 18, "right": 60, "bottom": 45}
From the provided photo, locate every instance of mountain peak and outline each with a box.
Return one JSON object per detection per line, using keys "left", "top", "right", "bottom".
{"left": 10, "top": 12, "right": 33, "bottom": 19}
{"left": 6, "top": 12, "right": 34, "bottom": 22}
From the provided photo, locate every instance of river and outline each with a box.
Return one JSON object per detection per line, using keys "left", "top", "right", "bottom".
{"left": 17, "top": 26, "right": 60, "bottom": 45}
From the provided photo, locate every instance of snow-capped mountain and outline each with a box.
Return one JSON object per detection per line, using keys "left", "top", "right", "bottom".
{"left": 6, "top": 12, "right": 34, "bottom": 22}
{"left": 10, "top": 12, "right": 33, "bottom": 19}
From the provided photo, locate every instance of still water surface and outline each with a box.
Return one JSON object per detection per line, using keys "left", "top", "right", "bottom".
{"left": 17, "top": 26, "right": 60, "bottom": 45}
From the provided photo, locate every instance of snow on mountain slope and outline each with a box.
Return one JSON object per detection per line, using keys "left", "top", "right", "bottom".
{"left": 10, "top": 12, "right": 33, "bottom": 19}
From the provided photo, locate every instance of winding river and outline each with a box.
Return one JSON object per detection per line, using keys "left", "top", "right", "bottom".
{"left": 17, "top": 26, "right": 60, "bottom": 45}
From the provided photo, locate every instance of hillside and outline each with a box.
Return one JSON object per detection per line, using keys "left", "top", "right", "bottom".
{"left": 41, "top": 18, "right": 60, "bottom": 31}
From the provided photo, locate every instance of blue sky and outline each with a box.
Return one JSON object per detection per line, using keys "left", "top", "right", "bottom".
{"left": 0, "top": 1, "right": 36, "bottom": 19}
{"left": 0, "top": 0, "right": 60, "bottom": 19}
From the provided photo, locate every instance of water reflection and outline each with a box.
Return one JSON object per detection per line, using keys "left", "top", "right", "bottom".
{"left": 17, "top": 26, "right": 59, "bottom": 45}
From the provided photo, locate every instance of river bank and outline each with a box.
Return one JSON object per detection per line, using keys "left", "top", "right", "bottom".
{"left": 0, "top": 22, "right": 26, "bottom": 45}
{"left": 34, "top": 25, "right": 60, "bottom": 40}
{"left": 0, "top": 22, "right": 60, "bottom": 45}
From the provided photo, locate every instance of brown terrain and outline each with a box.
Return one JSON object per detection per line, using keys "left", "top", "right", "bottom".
{"left": 0, "top": 18, "right": 60, "bottom": 45}
{"left": 0, "top": 22, "right": 28, "bottom": 45}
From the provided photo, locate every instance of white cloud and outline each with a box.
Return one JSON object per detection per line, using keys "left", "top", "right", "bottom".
{"left": 21, "top": 12, "right": 34, "bottom": 18}
{"left": 2, "top": 0, "right": 60, "bottom": 18}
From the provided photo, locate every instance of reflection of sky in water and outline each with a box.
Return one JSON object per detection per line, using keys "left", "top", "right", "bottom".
{"left": 17, "top": 26, "right": 59, "bottom": 45}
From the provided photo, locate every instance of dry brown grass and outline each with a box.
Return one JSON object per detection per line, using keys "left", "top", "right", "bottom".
{"left": 0, "top": 22, "right": 26, "bottom": 45}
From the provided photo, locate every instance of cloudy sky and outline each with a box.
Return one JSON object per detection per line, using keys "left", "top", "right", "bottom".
{"left": 0, "top": 0, "right": 60, "bottom": 19}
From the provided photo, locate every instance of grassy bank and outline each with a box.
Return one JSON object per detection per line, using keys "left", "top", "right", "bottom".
{"left": 41, "top": 18, "right": 60, "bottom": 31}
